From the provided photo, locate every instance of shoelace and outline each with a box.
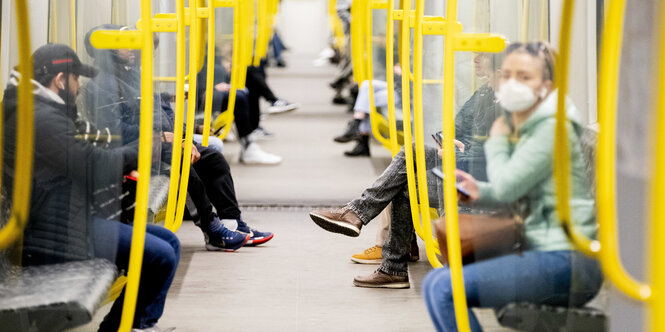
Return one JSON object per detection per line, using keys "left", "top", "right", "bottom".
{"left": 364, "top": 246, "right": 380, "bottom": 255}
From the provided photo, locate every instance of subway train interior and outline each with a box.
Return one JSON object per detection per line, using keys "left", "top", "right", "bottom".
{"left": 0, "top": 0, "right": 664, "bottom": 331}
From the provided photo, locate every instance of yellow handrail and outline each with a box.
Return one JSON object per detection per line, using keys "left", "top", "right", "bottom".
{"left": 0, "top": 0, "right": 35, "bottom": 250}
{"left": 201, "top": 0, "right": 216, "bottom": 146}
{"left": 521, "top": 0, "right": 529, "bottom": 42}
{"left": 397, "top": 0, "right": 426, "bottom": 242}
{"left": 648, "top": 3, "right": 665, "bottom": 329}
{"left": 385, "top": 0, "right": 400, "bottom": 156}
{"left": 366, "top": 0, "right": 391, "bottom": 149}
{"left": 90, "top": 1, "right": 155, "bottom": 329}
{"left": 553, "top": 0, "right": 600, "bottom": 257}
{"left": 412, "top": 0, "right": 441, "bottom": 270}
{"left": 438, "top": 0, "right": 470, "bottom": 329}
{"left": 351, "top": 0, "right": 368, "bottom": 83}
{"left": 164, "top": 0, "right": 188, "bottom": 232}
{"left": 71, "top": 0, "right": 77, "bottom": 51}
{"left": 596, "top": 0, "right": 652, "bottom": 302}
{"left": 172, "top": 0, "right": 202, "bottom": 232}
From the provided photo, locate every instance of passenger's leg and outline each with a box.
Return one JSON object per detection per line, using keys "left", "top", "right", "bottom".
{"left": 94, "top": 219, "right": 179, "bottom": 331}
{"left": 422, "top": 250, "right": 603, "bottom": 332}
{"left": 377, "top": 189, "right": 414, "bottom": 277}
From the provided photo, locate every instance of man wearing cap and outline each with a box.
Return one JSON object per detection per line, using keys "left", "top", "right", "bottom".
{"left": 2, "top": 43, "right": 179, "bottom": 332}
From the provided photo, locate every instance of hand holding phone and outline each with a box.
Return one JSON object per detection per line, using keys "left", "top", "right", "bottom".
{"left": 431, "top": 167, "right": 470, "bottom": 199}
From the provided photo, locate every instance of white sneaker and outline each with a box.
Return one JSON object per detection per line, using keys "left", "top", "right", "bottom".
{"left": 267, "top": 99, "right": 299, "bottom": 114}
{"left": 240, "top": 143, "right": 282, "bottom": 165}
{"left": 248, "top": 127, "right": 275, "bottom": 142}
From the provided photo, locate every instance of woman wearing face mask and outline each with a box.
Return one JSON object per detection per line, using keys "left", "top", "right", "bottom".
{"left": 421, "top": 42, "right": 602, "bottom": 332}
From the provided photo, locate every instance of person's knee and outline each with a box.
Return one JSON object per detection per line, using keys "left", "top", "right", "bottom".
{"left": 423, "top": 268, "right": 454, "bottom": 306}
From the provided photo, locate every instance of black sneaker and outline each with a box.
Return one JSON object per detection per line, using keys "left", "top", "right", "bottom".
{"left": 203, "top": 218, "right": 249, "bottom": 252}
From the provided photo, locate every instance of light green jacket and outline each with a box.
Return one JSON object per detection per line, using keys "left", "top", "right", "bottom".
{"left": 476, "top": 91, "right": 597, "bottom": 251}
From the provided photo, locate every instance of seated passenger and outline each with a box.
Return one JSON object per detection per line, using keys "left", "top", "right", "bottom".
{"left": 2, "top": 44, "right": 179, "bottom": 332}
{"left": 333, "top": 65, "right": 402, "bottom": 157}
{"left": 82, "top": 26, "right": 274, "bottom": 250}
{"left": 349, "top": 52, "right": 504, "bottom": 264}
{"left": 308, "top": 52, "right": 504, "bottom": 288}
{"left": 422, "top": 42, "right": 602, "bottom": 331}
{"left": 196, "top": 47, "right": 287, "bottom": 165}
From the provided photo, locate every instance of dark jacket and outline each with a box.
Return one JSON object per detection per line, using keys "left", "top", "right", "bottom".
{"left": 3, "top": 74, "right": 138, "bottom": 265}
{"left": 454, "top": 84, "right": 502, "bottom": 181}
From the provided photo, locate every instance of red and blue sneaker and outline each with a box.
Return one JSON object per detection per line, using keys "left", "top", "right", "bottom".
{"left": 237, "top": 225, "right": 274, "bottom": 246}
{"left": 203, "top": 218, "right": 249, "bottom": 252}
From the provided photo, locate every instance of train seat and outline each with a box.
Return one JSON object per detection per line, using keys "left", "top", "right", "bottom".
{"left": 0, "top": 257, "right": 117, "bottom": 332}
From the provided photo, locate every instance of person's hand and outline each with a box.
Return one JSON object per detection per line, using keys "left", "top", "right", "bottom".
{"left": 453, "top": 139, "right": 465, "bottom": 152}
{"left": 489, "top": 116, "right": 511, "bottom": 137}
{"left": 222, "top": 60, "right": 232, "bottom": 73}
{"left": 437, "top": 148, "right": 443, "bottom": 157}
{"left": 455, "top": 169, "right": 479, "bottom": 203}
{"left": 161, "top": 131, "right": 174, "bottom": 143}
{"left": 393, "top": 63, "right": 402, "bottom": 76}
{"left": 214, "top": 82, "right": 231, "bottom": 92}
{"left": 190, "top": 145, "right": 201, "bottom": 164}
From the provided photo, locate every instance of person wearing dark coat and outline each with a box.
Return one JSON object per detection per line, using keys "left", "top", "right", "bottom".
{"left": 3, "top": 44, "right": 179, "bottom": 332}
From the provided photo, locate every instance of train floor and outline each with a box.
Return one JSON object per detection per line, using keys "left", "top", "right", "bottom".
{"left": 71, "top": 53, "right": 514, "bottom": 332}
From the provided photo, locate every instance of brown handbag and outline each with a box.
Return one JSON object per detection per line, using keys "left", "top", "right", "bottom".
{"left": 435, "top": 213, "right": 525, "bottom": 265}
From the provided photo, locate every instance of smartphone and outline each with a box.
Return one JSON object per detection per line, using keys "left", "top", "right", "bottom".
{"left": 431, "top": 167, "right": 470, "bottom": 198}
{"left": 431, "top": 131, "right": 443, "bottom": 147}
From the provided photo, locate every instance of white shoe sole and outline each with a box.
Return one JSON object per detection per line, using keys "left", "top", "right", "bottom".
{"left": 350, "top": 257, "right": 382, "bottom": 264}
{"left": 352, "top": 280, "right": 410, "bottom": 289}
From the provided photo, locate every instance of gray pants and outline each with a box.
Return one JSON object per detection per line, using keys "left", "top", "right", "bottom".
{"left": 348, "top": 145, "right": 442, "bottom": 276}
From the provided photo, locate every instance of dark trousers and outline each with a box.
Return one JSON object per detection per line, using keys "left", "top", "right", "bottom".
{"left": 187, "top": 146, "right": 242, "bottom": 229}
{"left": 94, "top": 218, "right": 180, "bottom": 331}
{"left": 246, "top": 65, "right": 277, "bottom": 128}
{"left": 212, "top": 88, "right": 255, "bottom": 138}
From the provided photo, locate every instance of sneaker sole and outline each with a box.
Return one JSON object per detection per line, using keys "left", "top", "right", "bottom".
{"left": 205, "top": 235, "right": 250, "bottom": 252}
{"left": 309, "top": 212, "right": 360, "bottom": 237}
{"left": 350, "top": 257, "right": 382, "bottom": 264}
{"left": 239, "top": 159, "right": 283, "bottom": 165}
{"left": 245, "top": 233, "right": 274, "bottom": 246}
{"left": 267, "top": 104, "right": 299, "bottom": 114}
{"left": 352, "top": 279, "right": 410, "bottom": 289}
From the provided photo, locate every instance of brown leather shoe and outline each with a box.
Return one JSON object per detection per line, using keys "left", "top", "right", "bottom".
{"left": 409, "top": 235, "right": 420, "bottom": 262}
{"left": 353, "top": 269, "right": 410, "bottom": 289}
{"left": 309, "top": 207, "right": 363, "bottom": 237}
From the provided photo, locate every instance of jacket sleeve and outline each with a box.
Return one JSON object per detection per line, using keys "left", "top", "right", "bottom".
{"left": 481, "top": 118, "right": 556, "bottom": 203}
{"left": 35, "top": 110, "right": 139, "bottom": 184}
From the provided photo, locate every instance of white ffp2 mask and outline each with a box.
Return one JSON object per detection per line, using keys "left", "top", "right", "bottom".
{"left": 496, "top": 79, "right": 546, "bottom": 112}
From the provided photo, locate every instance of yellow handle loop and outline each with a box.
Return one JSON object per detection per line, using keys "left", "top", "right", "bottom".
{"left": 596, "top": 0, "right": 652, "bottom": 302}
{"left": 553, "top": 0, "right": 601, "bottom": 257}
{"left": 0, "top": 0, "right": 35, "bottom": 251}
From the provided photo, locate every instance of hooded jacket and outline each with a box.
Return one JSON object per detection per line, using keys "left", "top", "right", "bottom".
{"left": 476, "top": 91, "right": 596, "bottom": 251}
{"left": 3, "top": 71, "right": 138, "bottom": 264}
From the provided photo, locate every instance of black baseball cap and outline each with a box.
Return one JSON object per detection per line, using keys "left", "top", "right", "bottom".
{"left": 32, "top": 44, "right": 98, "bottom": 80}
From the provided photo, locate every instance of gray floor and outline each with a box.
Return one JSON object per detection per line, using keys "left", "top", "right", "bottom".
{"left": 71, "top": 53, "right": 514, "bottom": 332}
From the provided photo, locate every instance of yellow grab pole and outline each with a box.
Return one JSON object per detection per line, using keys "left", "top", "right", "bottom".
{"left": 521, "top": 0, "right": 529, "bottom": 42}
{"left": 0, "top": 0, "right": 34, "bottom": 250}
{"left": 172, "top": 0, "right": 201, "bottom": 232}
{"left": 648, "top": 3, "right": 665, "bottom": 329}
{"left": 385, "top": 0, "right": 400, "bottom": 156}
{"left": 412, "top": 0, "right": 441, "bottom": 269}
{"left": 201, "top": 0, "right": 216, "bottom": 146}
{"left": 439, "top": 0, "right": 470, "bottom": 329}
{"left": 553, "top": 0, "right": 600, "bottom": 257}
{"left": 367, "top": 1, "right": 391, "bottom": 149}
{"left": 597, "top": 0, "right": 651, "bottom": 301}
{"left": 164, "top": 0, "right": 188, "bottom": 231}
{"left": 398, "top": 0, "right": 426, "bottom": 241}
{"left": 71, "top": 0, "right": 77, "bottom": 51}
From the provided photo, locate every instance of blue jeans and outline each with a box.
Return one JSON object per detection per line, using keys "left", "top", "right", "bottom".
{"left": 422, "top": 250, "right": 602, "bottom": 332}
{"left": 93, "top": 218, "right": 180, "bottom": 331}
